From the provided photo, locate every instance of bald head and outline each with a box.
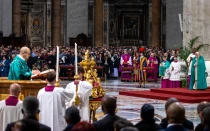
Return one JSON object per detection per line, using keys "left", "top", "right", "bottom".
{"left": 165, "top": 98, "right": 179, "bottom": 111}
{"left": 167, "top": 102, "right": 185, "bottom": 124}
{"left": 101, "top": 96, "right": 117, "bottom": 114}
{"left": 197, "top": 101, "right": 210, "bottom": 119}
{"left": 9, "top": 83, "right": 21, "bottom": 97}
{"left": 20, "top": 47, "right": 31, "bottom": 60}
{"left": 195, "top": 52, "right": 200, "bottom": 58}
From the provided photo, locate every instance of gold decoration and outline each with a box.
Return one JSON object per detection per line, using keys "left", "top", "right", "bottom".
{"left": 73, "top": 74, "right": 81, "bottom": 106}
{"left": 79, "top": 50, "right": 105, "bottom": 98}
{"left": 55, "top": 82, "right": 60, "bottom": 87}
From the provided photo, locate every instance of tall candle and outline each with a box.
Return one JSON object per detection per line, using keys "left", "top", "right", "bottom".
{"left": 75, "top": 43, "right": 78, "bottom": 74}
{"left": 56, "top": 46, "right": 59, "bottom": 82}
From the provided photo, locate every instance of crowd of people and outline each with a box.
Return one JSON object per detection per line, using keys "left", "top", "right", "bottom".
{"left": 1, "top": 82, "right": 210, "bottom": 131}
{"left": 0, "top": 45, "right": 177, "bottom": 78}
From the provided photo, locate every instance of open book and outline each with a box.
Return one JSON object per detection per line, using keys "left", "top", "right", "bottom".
{"left": 31, "top": 69, "right": 54, "bottom": 79}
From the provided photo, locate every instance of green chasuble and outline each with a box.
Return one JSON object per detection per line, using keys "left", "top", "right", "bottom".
{"left": 8, "top": 55, "right": 32, "bottom": 80}
{"left": 159, "top": 61, "right": 170, "bottom": 77}
{"left": 190, "top": 56, "right": 207, "bottom": 90}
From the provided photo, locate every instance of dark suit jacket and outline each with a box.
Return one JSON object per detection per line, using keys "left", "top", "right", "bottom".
{"left": 204, "top": 127, "right": 210, "bottom": 131}
{"left": 5, "top": 118, "right": 51, "bottom": 131}
{"left": 195, "top": 123, "right": 204, "bottom": 131}
{"left": 93, "top": 114, "right": 126, "bottom": 131}
{"left": 160, "top": 118, "right": 194, "bottom": 130}
{"left": 135, "top": 120, "right": 162, "bottom": 131}
{"left": 159, "top": 125, "right": 188, "bottom": 131}
{"left": 63, "top": 124, "right": 74, "bottom": 131}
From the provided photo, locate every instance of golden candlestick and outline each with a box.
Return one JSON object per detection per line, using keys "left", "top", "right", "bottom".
{"left": 79, "top": 50, "right": 105, "bottom": 98}
{"left": 73, "top": 74, "right": 81, "bottom": 105}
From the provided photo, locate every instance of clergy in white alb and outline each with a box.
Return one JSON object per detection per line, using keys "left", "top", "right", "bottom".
{"left": 186, "top": 48, "right": 196, "bottom": 88}
{"left": 66, "top": 66, "right": 93, "bottom": 121}
{"left": 0, "top": 83, "right": 23, "bottom": 131}
{"left": 37, "top": 71, "right": 74, "bottom": 131}
{"left": 169, "top": 56, "right": 181, "bottom": 88}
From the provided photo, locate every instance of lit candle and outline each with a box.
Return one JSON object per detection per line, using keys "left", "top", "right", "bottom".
{"left": 56, "top": 46, "right": 59, "bottom": 82}
{"left": 75, "top": 43, "right": 78, "bottom": 74}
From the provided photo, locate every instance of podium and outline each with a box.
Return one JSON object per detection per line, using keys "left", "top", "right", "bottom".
{"left": 0, "top": 77, "right": 47, "bottom": 97}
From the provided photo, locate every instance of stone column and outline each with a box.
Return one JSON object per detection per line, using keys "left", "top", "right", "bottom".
{"left": 12, "top": 0, "right": 21, "bottom": 37}
{"left": 94, "top": 0, "right": 103, "bottom": 47}
{"left": 152, "top": 0, "right": 161, "bottom": 47}
{"left": 52, "top": 0, "right": 61, "bottom": 47}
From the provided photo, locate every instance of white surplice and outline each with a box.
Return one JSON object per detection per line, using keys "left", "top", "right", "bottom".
{"left": 187, "top": 53, "right": 195, "bottom": 75}
{"left": 169, "top": 61, "right": 181, "bottom": 81}
{"left": 0, "top": 100, "right": 23, "bottom": 131}
{"left": 65, "top": 81, "right": 93, "bottom": 121}
{"left": 37, "top": 87, "right": 74, "bottom": 131}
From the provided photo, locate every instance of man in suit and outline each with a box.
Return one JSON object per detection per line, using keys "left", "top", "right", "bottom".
{"left": 93, "top": 96, "right": 126, "bottom": 131}
{"left": 63, "top": 106, "right": 81, "bottom": 131}
{"left": 202, "top": 107, "right": 210, "bottom": 131}
{"left": 195, "top": 101, "right": 210, "bottom": 131}
{"left": 135, "top": 104, "right": 162, "bottom": 131}
{"left": 159, "top": 102, "right": 187, "bottom": 131}
{"left": 160, "top": 98, "right": 194, "bottom": 130}
{"left": 5, "top": 96, "right": 51, "bottom": 131}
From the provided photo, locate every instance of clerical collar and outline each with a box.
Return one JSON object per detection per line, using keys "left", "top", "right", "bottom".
{"left": 18, "top": 55, "right": 25, "bottom": 61}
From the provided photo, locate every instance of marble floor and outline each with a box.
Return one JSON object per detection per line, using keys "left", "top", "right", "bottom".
{"left": 61, "top": 79, "right": 200, "bottom": 126}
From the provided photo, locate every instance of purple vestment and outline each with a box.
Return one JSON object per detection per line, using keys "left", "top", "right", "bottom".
{"left": 120, "top": 54, "right": 132, "bottom": 79}
{"left": 5, "top": 96, "right": 19, "bottom": 106}
{"left": 147, "top": 57, "right": 158, "bottom": 82}
{"left": 45, "top": 86, "right": 55, "bottom": 92}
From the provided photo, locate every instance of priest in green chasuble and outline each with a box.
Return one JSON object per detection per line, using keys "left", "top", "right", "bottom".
{"left": 8, "top": 47, "right": 40, "bottom": 80}
{"left": 190, "top": 52, "right": 207, "bottom": 90}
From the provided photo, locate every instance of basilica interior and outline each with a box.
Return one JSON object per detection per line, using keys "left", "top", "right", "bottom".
{"left": 1, "top": 0, "right": 167, "bottom": 48}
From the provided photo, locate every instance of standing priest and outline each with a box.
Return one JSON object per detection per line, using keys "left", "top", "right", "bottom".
{"left": 8, "top": 47, "right": 40, "bottom": 80}
{"left": 190, "top": 52, "right": 207, "bottom": 90}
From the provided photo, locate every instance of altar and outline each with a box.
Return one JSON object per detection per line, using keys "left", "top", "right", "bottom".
{"left": 0, "top": 77, "right": 47, "bottom": 98}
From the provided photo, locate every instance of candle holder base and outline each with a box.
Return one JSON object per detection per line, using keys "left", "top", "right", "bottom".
{"left": 55, "top": 82, "right": 60, "bottom": 87}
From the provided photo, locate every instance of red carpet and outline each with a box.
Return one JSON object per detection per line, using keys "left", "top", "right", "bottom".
{"left": 119, "top": 88, "right": 210, "bottom": 103}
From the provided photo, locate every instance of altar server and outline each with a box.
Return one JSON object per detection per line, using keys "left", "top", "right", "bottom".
{"left": 159, "top": 56, "right": 170, "bottom": 88}
{"left": 37, "top": 71, "right": 73, "bottom": 131}
{"left": 66, "top": 66, "right": 93, "bottom": 121}
{"left": 0, "top": 83, "right": 23, "bottom": 131}
{"left": 169, "top": 56, "right": 181, "bottom": 88}
{"left": 8, "top": 47, "right": 40, "bottom": 80}
{"left": 186, "top": 48, "right": 196, "bottom": 88}
{"left": 190, "top": 52, "right": 207, "bottom": 90}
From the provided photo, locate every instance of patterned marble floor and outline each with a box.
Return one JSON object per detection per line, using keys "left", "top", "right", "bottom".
{"left": 61, "top": 79, "right": 200, "bottom": 126}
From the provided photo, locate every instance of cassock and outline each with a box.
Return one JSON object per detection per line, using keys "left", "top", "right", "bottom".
{"left": 159, "top": 61, "right": 170, "bottom": 88}
{"left": 37, "top": 86, "right": 73, "bottom": 131}
{"left": 65, "top": 81, "right": 93, "bottom": 121}
{"left": 8, "top": 55, "right": 32, "bottom": 80}
{"left": 0, "top": 96, "right": 23, "bottom": 131}
{"left": 169, "top": 61, "right": 181, "bottom": 88}
{"left": 190, "top": 56, "right": 207, "bottom": 90}
{"left": 186, "top": 53, "right": 195, "bottom": 87}
{"left": 147, "top": 57, "right": 158, "bottom": 82}
{"left": 120, "top": 54, "right": 132, "bottom": 79}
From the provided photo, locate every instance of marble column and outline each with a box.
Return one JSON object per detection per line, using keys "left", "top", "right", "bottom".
{"left": 152, "top": 0, "right": 161, "bottom": 47}
{"left": 94, "top": 0, "right": 103, "bottom": 47}
{"left": 52, "top": 0, "right": 61, "bottom": 47}
{"left": 12, "top": 0, "right": 21, "bottom": 37}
